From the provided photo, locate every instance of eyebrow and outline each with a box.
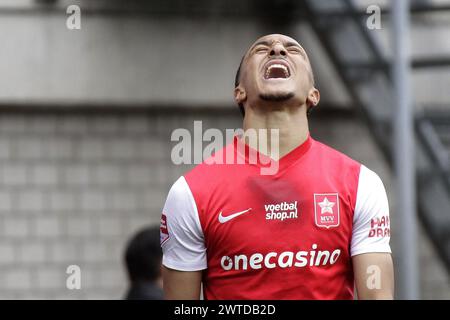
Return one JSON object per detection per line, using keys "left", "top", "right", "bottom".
{"left": 286, "top": 41, "right": 308, "bottom": 58}
{"left": 249, "top": 40, "right": 271, "bottom": 51}
{"left": 246, "top": 39, "right": 308, "bottom": 61}
{"left": 285, "top": 41, "right": 302, "bottom": 49}
{"left": 250, "top": 40, "right": 305, "bottom": 52}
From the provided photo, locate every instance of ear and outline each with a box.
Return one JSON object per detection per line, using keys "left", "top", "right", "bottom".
{"left": 234, "top": 86, "right": 247, "bottom": 106}
{"left": 306, "top": 87, "right": 320, "bottom": 109}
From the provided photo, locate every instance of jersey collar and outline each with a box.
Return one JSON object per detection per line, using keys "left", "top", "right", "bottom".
{"left": 233, "top": 133, "right": 313, "bottom": 173}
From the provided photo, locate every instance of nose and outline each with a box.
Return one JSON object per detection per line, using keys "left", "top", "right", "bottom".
{"left": 269, "top": 42, "right": 287, "bottom": 57}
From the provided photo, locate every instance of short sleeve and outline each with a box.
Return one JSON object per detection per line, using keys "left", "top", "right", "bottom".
{"left": 160, "top": 176, "right": 207, "bottom": 271}
{"left": 351, "top": 165, "right": 392, "bottom": 257}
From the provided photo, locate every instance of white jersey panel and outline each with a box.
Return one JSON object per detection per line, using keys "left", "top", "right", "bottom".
{"left": 161, "top": 176, "right": 207, "bottom": 271}
{"left": 351, "top": 165, "right": 391, "bottom": 257}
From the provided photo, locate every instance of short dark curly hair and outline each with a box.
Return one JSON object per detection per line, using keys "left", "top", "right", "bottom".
{"left": 124, "top": 225, "right": 162, "bottom": 283}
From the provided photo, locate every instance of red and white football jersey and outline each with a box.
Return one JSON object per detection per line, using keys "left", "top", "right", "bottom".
{"left": 161, "top": 135, "right": 391, "bottom": 300}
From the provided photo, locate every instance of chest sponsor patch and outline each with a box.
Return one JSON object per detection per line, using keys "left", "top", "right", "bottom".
{"left": 314, "top": 193, "right": 340, "bottom": 228}
{"left": 264, "top": 201, "right": 299, "bottom": 221}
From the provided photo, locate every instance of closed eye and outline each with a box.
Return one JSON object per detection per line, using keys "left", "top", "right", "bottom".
{"left": 288, "top": 47, "right": 300, "bottom": 52}
{"left": 287, "top": 46, "right": 304, "bottom": 56}
{"left": 255, "top": 46, "right": 269, "bottom": 53}
{"left": 285, "top": 42, "right": 307, "bottom": 58}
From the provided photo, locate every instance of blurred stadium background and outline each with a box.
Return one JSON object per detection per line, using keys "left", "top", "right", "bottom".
{"left": 0, "top": 0, "right": 449, "bottom": 299}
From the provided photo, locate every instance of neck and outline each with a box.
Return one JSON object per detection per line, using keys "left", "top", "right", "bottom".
{"left": 242, "top": 103, "right": 309, "bottom": 160}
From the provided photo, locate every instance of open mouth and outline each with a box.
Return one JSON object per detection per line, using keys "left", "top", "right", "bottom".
{"left": 264, "top": 61, "right": 291, "bottom": 79}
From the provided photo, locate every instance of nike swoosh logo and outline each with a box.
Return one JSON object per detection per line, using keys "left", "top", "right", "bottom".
{"left": 218, "top": 208, "right": 252, "bottom": 224}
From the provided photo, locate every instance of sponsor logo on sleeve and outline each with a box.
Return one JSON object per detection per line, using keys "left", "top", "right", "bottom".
{"left": 368, "top": 216, "right": 390, "bottom": 237}
{"left": 160, "top": 213, "right": 170, "bottom": 245}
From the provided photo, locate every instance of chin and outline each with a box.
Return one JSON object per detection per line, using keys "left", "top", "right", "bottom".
{"left": 259, "top": 79, "right": 295, "bottom": 95}
{"left": 259, "top": 90, "right": 295, "bottom": 102}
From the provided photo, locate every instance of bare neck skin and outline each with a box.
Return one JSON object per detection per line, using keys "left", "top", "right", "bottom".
{"left": 242, "top": 103, "right": 310, "bottom": 161}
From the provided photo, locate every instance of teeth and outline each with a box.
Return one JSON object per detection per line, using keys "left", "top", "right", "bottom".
{"left": 269, "top": 64, "right": 288, "bottom": 72}
{"left": 265, "top": 63, "right": 290, "bottom": 78}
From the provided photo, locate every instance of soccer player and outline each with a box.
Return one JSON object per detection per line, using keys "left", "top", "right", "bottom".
{"left": 160, "top": 34, "right": 394, "bottom": 300}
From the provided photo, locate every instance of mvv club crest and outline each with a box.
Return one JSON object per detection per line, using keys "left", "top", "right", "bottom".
{"left": 314, "top": 193, "right": 340, "bottom": 228}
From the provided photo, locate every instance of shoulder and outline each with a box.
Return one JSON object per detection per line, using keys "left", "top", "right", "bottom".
{"left": 356, "top": 165, "right": 388, "bottom": 205}
{"left": 312, "top": 140, "right": 386, "bottom": 189}
{"left": 313, "top": 139, "right": 361, "bottom": 168}
{"left": 183, "top": 140, "right": 237, "bottom": 192}
{"left": 311, "top": 139, "right": 361, "bottom": 183}
{"left": 165, "top": 175, "right": 194, "bottom": 204}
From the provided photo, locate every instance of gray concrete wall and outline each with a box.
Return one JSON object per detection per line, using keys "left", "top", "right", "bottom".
{"left": 0, "top": 14, "right": 244, "bottom": 106}
{"left": 0, "top": 1, "right": 349, "bottom": 108}
{"left": 0, "top": 112, "right": 175, "bottom": 298}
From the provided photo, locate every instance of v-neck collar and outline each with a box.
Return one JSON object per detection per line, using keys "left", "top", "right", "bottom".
{"left": 233, "top": 133, "right": 313, "bottom": 173}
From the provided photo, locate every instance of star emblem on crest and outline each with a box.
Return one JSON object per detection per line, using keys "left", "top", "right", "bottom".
{"left": 318, "top": 197, "right": 335, "bottom": 214}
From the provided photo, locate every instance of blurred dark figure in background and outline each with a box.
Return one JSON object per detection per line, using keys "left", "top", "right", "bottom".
{"left": 124, "top": 225, "right": 164, "bottom": 300}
